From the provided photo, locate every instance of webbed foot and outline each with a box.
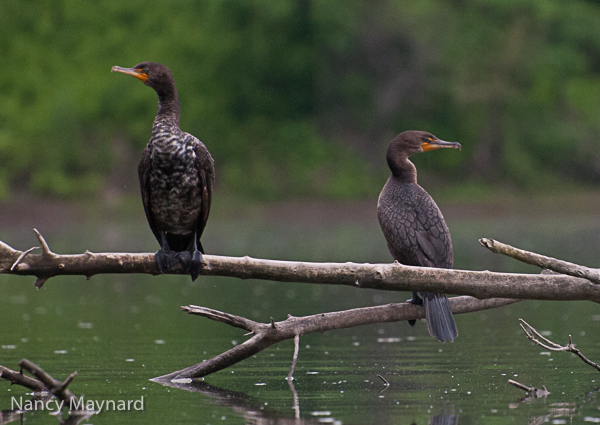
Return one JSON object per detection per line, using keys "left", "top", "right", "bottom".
{"left": 187, "top": 250, "right": 204, "bottom": 281}
{"left": 155, "top": 249, "right": 182, "bottom": 274}
{"left": 172, "top": 250, "right": 204, "bottom": 281}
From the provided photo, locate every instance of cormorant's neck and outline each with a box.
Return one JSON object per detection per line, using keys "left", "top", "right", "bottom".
{"left": 155, "top": 85, "right": 180, "bottom": 126}
{"left": 387, "top": 156, "right": 417, "bottom": 184}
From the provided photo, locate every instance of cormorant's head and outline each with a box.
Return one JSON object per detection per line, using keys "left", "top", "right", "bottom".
{"left": 385, "top": 130, "right": 461, "bottom": 177}
{"left": 387, "top": 130, "right": 461, "bottom": 159}
{"left": 111, "top": 62, "right": 176, "bottom": 97}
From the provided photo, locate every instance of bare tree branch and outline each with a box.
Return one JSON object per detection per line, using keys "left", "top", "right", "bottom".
{"left": 508, "top": 379, "right": 550, "bottom": 398}
{"left": 480, "top": 238, "right": 600, "bottom": 284}
{"left": 287, "top": 333, "right": 300, "bottom": 381}
{"left": 0, "top": 359, "right": 81, "bottom": 407}
{"left": 18, "top": 359, "right": 80, "bottom": 406}
{"left": 519, "top": 319, "right": 600, "bottom": 372}
{"left": 152, "top": 297, "right": 518, "bottom": 381}
{"left": 2, "top": 232, "right": 600, "bottom": 301}
{"left": 0, "top": 360, "right": 96, "bottom": 425}
{"left": 0, "top": 365, "right": 46, "bottom": 392}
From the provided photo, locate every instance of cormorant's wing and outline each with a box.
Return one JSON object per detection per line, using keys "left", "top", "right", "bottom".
{"left": 190, "top": 134, "right": 215, "bottom": 254}
{"left": 138, "top": 145, "right": 162, "bottom": 246}
{"left": 377, "top": 183, "right": 452, "bottom": 269}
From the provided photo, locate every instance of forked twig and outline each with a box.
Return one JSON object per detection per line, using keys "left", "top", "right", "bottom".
{"left": 519, "top": 319, "right": 600, "bottom": 372}
{"left": 519, "top": 319, "right": 563, "bottom": 350}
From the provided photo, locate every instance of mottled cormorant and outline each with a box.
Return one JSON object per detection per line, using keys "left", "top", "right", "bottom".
{"left": 112, "top": 62, "right": 214, "bottom": 281}
{"left": 377, "top": 130, "right": 461, "bottom": 342}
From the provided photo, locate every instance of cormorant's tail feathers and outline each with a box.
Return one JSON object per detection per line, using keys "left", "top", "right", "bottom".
{"left": 423, "top": 293, "right": 458, "bottom": 342}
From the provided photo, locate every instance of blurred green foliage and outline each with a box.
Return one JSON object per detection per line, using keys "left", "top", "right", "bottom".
{"left": 1, "top": 0, "right": 600, "bottom": 200}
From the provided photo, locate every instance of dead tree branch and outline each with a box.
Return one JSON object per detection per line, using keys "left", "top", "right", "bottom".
{"left": 508, "top": 379, "right": 550, "bottom": 398}
{"left": 480, "top": 238, "right": 600, "bottom": 284}
{"left": 19, "top": 359, "right": 80, "bottom": 406}
{"left": 0, "top": 365, "right": 46, "bottom": 393}
{"left": 0, "top": 359, "right": 81, "bottom": 407}
{"left": 152, "top": 297, "right": 518, "bottom": 381}
{"left": 2, "top": 232, "right": 600, "bottom": 301}
{"left": 519, "top": 319, "right": 600, "bottom": 372}
{"left": 287, "top": 334, "right": 300, "bottom": 382}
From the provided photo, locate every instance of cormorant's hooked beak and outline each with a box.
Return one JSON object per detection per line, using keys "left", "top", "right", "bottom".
{"left": 111, "top": 66, "right": 149, "bottom": 83}
{"left": 422, "top": 139, "right": 462, "bottom": 152}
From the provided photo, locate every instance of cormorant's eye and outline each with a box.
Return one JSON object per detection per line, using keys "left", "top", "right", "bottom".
{"left": 142, "top": 69, "right": 148, "bottom": 74}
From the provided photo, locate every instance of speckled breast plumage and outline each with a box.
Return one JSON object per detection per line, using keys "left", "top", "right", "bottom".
{"left": 145, "top": 122, "right": 204, "bottom": 234}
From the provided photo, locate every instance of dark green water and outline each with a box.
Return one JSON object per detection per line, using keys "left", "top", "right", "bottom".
{"left": 2, "top": 195, "right": 600, "bottom": 424}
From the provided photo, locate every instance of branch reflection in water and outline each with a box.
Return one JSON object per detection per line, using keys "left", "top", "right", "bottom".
{"left": 152, "top": 376, "right": 460, "bottom": 425}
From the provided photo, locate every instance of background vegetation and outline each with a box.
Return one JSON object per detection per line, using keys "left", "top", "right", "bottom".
{"left": 2, "top": 0, "right": 600, "bottom": 201}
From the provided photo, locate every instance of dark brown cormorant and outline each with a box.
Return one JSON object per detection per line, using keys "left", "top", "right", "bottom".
{"left": 377, "top": 130, "right": 461, "bottom": 342}
{"left": 112, "top": 62, "right": 214, "bottom": 281}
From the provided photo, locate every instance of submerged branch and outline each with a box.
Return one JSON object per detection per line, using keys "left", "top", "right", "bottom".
{"left": 153, "top": 297, "right": 518, "bottom": 381}
{"left": 0, "top": 365, "right": 46, "bottom": 392}
{"left": 2, "top": 232, "right": 600, "bottom": 301}
{"left": 19, "top": 359, "right": 80, "bottom": 406}
{"left": 0, "top": 359, "right": 81, "bottom": 407}
{"left": 508, "top": 379, "right": 550, "bottom": 398}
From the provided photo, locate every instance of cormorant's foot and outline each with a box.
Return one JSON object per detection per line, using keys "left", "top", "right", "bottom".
{"left": 176, "top": 250, "right": 191, "bottom": 265}
{"left": 407, "top": 292, "right": 421, "bottom": 327}
{"left": 407, "top": 294, "right": 423, "bottom": 306}
{"left": 187, "top": 250, "right": 204, "bottom": 281}
{"left": 155, "top": 249, "right": 181, "bottom": 274}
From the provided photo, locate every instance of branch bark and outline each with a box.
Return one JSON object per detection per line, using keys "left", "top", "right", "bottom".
{"left": 480, "top": 238, "right": 600, "bottom": 284}
{"left": 152, "top": 296, "right": 518, "bottom": 381}
{"left": 2, "top": 232, "right": 600, "bottom": 301}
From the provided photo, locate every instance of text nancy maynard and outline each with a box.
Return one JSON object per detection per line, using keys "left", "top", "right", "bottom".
{"left": 11, "top": 396, "right": 145, "bottom": 413}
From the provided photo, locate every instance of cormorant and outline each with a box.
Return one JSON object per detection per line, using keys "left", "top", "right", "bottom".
{"left": 112, "top": 62, "right": 214, "bottom": 281}
{"left": 377, "top": 130, "right": 461, "bottom": 342}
